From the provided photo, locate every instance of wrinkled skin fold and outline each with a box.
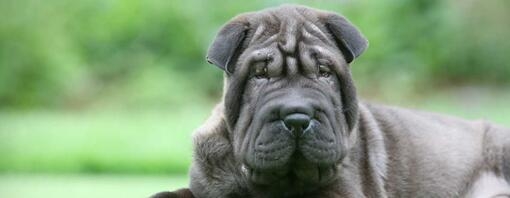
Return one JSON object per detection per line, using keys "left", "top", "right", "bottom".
{"left": 151, "top": 5, "right": 510, "bottom": 198}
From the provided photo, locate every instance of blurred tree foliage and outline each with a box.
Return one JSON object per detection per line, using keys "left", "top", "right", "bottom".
{"left": 0, "top": 0, "right": 509, "bottom": 109}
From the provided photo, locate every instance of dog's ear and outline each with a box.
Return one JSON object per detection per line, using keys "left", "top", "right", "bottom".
{"left": 322, "top": 14, "right": 368, "bottom": 63}
{"left": 206, "top": 19, "right": 249, "bottom": 74}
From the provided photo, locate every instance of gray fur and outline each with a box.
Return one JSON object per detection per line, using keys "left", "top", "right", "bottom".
{"left": 152, "top": 5, "right": 510, "bottom": 198}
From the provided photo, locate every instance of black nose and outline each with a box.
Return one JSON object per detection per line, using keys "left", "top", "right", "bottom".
{"left": 283, "top": 113, "right": 311, "bottom": 134}
{"left": 279, "top": 100, "right": 314, "bottom": 136}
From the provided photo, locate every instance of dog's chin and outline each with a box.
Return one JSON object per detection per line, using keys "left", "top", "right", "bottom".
{"left": 244, "top": 155, "right": 339, "bottom": 190}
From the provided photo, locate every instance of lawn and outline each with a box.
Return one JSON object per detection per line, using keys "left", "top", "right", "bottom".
{"left": 0, "top": 105, "right": 213, "bottom": 174}
{"left": 0, "top": 174, "right": 188, "bottom": 198}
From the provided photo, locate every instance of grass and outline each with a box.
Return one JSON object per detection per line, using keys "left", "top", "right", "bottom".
{"left": 0, "top": 104, "right": 213, "bottom": 174}
{"left": 0, "top": 174, "right": 188, "bottom": 198}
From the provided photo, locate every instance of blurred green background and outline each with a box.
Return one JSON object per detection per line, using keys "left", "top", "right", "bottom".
{"left": 0, "top": 0, "right": 509, "bottom": 197}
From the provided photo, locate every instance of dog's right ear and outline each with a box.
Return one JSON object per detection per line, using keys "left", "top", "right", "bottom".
{"left": 206, "top": 20, "right": 249, "bottom": 74}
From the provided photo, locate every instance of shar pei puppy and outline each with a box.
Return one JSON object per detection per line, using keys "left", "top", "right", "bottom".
{"left": 152, "top": 5, "right": 510, "bottom": 198}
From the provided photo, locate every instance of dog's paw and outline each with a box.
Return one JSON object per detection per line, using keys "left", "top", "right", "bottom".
{"left": 149, "top": 188, "right": 194, "bottom": 198}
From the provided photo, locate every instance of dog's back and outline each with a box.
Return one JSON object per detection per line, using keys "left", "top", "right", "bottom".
{"left": 366, "top": 103, "right": 510, "bottom": 197}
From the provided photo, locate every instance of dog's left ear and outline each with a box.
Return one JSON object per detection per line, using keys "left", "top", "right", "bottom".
{"left": 322, "top": 14, "right": 368, "bottom": 63}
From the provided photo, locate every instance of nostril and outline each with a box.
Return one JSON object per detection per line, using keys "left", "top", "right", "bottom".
{"left": 283, "top": 113, "right": 311, "bottom": 134}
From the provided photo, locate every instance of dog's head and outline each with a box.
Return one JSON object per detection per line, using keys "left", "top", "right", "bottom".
{"left": 207, "top": 5, "right": 367, "bottom": 191}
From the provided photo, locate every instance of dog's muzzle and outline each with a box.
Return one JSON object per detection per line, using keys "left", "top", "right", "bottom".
{"left": 244, "top": 93, "right": 341, "bottom": 187}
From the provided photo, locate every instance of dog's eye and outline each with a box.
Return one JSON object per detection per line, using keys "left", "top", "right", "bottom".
{"left": 318, "top": 64, "right": 332, "bottom": 78}
{"left": 253, "top": 61, "right": 268, "bottom": 79}
{"left": 254, "top": 66, "right": 268, "bottom": 79}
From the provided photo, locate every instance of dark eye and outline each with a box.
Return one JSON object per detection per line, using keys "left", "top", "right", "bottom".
{"left": 254, "top": 64, "right": 268, "bottom": 79}
{"left": 318, "top": 64, "right": 331, "bottom": 78}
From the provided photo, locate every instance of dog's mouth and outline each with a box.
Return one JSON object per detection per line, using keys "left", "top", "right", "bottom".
{"left": 244, "top": 114, "right": 341, "bottom": 166}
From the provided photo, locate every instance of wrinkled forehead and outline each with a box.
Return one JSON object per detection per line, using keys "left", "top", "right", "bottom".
{"left": 244, "top": 8, "right": 337, "bottom": 55}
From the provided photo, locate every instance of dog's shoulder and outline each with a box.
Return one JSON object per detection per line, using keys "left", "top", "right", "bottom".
{"left": 480, "top": 122, "right": 510, "bottom": 183}
{"left": 191, "top": 103, "right": 233, "bottom": 171}
{"left": 191, "top": 103, "right": 232, "bottom": 164}
{"left": 500, "top": 126, "right": 510, "bottom": 182}
{"left": 188, "top": 103, "right": 247, "bottom": 197}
